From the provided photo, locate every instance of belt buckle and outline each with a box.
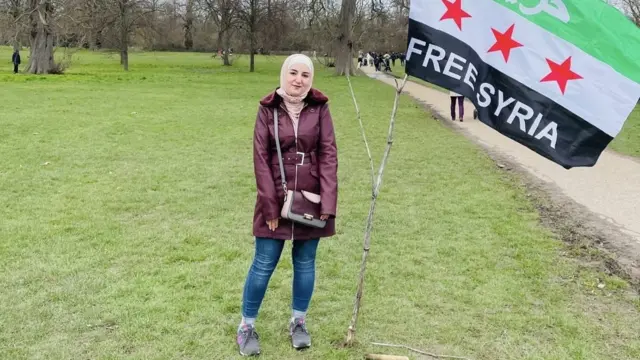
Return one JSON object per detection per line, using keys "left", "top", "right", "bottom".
{"left": 296, "top": 152, "right": 305, "bottom": 166}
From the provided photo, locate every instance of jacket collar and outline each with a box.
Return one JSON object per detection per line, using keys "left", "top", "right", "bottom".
{"left": 259, "top": 87, "right": 329, "bottom": 107}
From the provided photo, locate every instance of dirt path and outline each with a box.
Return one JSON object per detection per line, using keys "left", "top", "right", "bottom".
{"left": 361, "top": 66, "right": 640, "bottom": 263}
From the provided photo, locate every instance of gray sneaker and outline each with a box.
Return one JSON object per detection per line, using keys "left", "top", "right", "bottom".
{"left": 289, "top": 318, "right": 311, "bottom": 349}
{"left": 237, "top": 324, "right": 260, "bottom": 356}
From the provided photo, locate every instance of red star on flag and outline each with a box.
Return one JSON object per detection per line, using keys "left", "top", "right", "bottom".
{"left": 540, "top": 56, "right": 583, "bottom": 94}
{"left": 487, "top": 24, "right": 523, "bottom": 62}
{"left": 440, "top": 0, "right": 471, "bottom": 30}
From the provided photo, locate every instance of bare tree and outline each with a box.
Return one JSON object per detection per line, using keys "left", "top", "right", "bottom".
{"left": 60, "top": 0, "right": 157, "bottom": 68}
{"left": 59, "top": 0, "right": 110, "bottom": 50}
{"left": 0, "top": 0, "right": 412, "bottom": 60}
{"left": 344, "top": 73, "right": 408, "bottom": 346}
{"left": 619, "top": 0, "right": 640, "bottom": 24}
{"left": 1, "top": 0, "right": 26, "bottom": 49}
{"left": 107, "top": 0, "right": 158, "bottom": 70}
{"left": 203, "top": 0, "right": 237, "bottom": 65}
{"left": 184, "top": 0, "right": 194, "bottom": 49}
{"left": 236, "top": 0, "right": 263, "bottom": 71}
{"left": 305, "top": 0, "right": 340, "bottom": 57}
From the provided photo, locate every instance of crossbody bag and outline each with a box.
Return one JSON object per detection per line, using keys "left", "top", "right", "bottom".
{"left": 273, "top": 108, "right": 326, "bottom": 229}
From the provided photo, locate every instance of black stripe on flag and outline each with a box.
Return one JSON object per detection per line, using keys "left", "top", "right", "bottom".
{"left": 405, "top": 18, "right": 612, "bottom": 168}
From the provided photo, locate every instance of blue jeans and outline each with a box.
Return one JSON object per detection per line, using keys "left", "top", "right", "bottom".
{"left": 241, "top": 237, "right": 320, "bottom": 318}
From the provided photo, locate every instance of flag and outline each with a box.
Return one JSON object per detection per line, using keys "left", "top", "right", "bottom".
{"left": 405, "top": 0, "right": 640, "bottom": 168}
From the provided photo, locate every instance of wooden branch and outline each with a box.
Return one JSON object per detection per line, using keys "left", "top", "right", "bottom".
{"left": 37, "top": 8, "right": 47, "bottom": 26}
{"left": 345, "top": 74, "right": 408, "bottom": 346}
{"left": 8, "top": 8, "right": 36, "bottom": 25}
{"left": 372, "top": 342, "right": 473, "bottom": 360}
{"left": 365, "top": 355, "right": 409, "bottom": 360}
{"left": 375, "top": 75, "right": 408, "bottom": 198}
{"left": 345, "top": 73, "right": 375, "bottom": 191}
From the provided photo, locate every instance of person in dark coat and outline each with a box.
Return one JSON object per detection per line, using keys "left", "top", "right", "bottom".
{"left": 236, "top": 54, "right": 338, "bottom": 356}
{"left": 12, "top": 50, "right": 21, "bottom": 74}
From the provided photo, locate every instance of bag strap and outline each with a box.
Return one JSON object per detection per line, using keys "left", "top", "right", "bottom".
{"left": 273, "top": 108, "right": 288, "bottom": 195}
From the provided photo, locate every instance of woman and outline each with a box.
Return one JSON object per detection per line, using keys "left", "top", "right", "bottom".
{"left": 237, "top": 54, "right": 338, "bottom": 356}
{"left": 450, "top": 90, "right": 465, "bottom": 122}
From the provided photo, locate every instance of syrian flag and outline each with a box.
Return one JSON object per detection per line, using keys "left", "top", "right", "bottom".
{"left": 405, "top": 0, "right": 640, "bottom": 168}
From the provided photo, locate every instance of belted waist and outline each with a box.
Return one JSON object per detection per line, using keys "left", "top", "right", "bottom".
{"left": 272, "top": 151, "right": 315, "bottom": 165}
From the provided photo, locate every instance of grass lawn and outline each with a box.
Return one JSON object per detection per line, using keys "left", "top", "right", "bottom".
{"left": 610, "top": 107, "right": 640, "bottom": 157}
{"left": 386, "top": 62, "right": 640, "bottom": 158}
{"left": 2, "top": 47, "right": 640, "bottom": 359}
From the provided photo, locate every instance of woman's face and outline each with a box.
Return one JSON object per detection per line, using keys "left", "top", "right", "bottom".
{"left": 284, "top": 63, "right": 312, "bottom": 96}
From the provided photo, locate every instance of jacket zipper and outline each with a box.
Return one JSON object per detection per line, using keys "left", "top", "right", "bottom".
{"left": 282, "top": 103, "right": 307, "bottom": 241}
{"left": 291, "top": 133, "right": 297, "bottom": 241}
{"left": 281, "top": 104, "right": 297, "bottom": 240}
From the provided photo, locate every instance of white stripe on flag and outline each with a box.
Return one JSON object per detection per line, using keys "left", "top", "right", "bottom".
{"left": 409, "top": 0, "right": 640, "bottom": 137}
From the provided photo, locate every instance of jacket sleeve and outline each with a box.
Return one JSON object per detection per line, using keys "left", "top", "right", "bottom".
{"left": 318, "top": 103, "right": 338, "bottom": 217}
{"left": 253, "top": 106, "right": 280, "bottom": 221}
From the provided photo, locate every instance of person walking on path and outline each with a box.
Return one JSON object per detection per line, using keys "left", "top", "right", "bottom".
{"left": 236, "top": 54, "right": 339, "bottom": 356}
{"left": 11, "top": 49, "right": 21, "bottom": 74}
{"left": 449, "top": 90, "right": 465, "bottom": 122}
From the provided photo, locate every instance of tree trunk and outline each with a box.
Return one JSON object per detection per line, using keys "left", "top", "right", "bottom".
{"left": 184, "top": 21, "right": 193, "bottom": 50}
{"left": 223, "top": 31, "right": 231, "bottom": 66}
{"left": 217, "top": 30, "right": 231, "bottom": 66}
{"left": 249, "top": 36, "right": 255, "bottom": 72}
{"left": 120, "top": 28, "right": 129, "bottom": 70}
{"left": 88, "top": 30, "right": 96, "bottom": 50}
{"left": 95, "top": 29, "right": 103, "bottom": 50}
{"left": 249, "top": 0, "right": 256, "bottom": 72}
{"left": 27, "top": 0, "right": 55, "bottom": 74}
{"left": 121, "top": 48, "right": 129, "bottom": 71}
{"left": 119, "top": 2, "right": 129, "bottom": 71}
{"left": 184, "top": 0, "right": 194, "bottom": 49}
{"left": 216, "top": 30, "right": 224, "bottom": 58}
{"left": 335, "top": 0, "right": 357, "bottom": 76}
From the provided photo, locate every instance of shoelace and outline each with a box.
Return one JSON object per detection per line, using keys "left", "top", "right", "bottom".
{"left": 291, "top": 322, "right": 308, "bottom": 335}
{"left": 239, "top": 327, "right": 259, "bottom": 345}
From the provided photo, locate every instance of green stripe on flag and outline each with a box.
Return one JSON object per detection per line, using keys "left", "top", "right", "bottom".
{"left": 493, "top": 0, "right": 640, "bottom": 85}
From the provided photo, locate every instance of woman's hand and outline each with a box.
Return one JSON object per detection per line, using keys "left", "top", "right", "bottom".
{"left": 266, "top": 218, "right": 279, "bottom": 231}
{"left": 320, "top": 214, "right": 330, "bottom": 221}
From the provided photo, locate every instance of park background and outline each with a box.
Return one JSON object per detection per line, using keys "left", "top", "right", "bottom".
{"left": 1, "top": 1, "right": 640, "bottom": 359}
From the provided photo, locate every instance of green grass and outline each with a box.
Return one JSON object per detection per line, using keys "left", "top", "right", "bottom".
{"left": 610, "top": 107, "right": 640, "bottom": 157}
{"left": 388, "top": 62, "right": 640, "bottom": 158}
{"left": 1, "top": 46, "right": 640, "bottom": 359}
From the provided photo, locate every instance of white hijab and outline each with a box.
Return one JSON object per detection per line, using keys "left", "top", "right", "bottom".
{"left": 276, "top": 54, "right": 314, "bottom": 135}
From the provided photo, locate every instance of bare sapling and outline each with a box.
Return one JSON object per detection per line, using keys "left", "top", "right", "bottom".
{"left": 343, "top": 73, "right": 408, "bottom": 346}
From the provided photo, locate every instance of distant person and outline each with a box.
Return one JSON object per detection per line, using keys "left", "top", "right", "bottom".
{"left": 236, "top": 54, "right": 338, "bottom": 356}
{"left": 383, "top": 58, "right": 391, "bottom": 72}
{"left": 12, "top": 49, "right": 20, "bottom": 74}
{"left": 450, "top": 90, "right": 465, "bottom": 122}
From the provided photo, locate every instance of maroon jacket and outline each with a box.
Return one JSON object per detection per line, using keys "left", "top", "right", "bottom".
{"left": 252, "top": 88, "right": 338, "bottom": 240}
